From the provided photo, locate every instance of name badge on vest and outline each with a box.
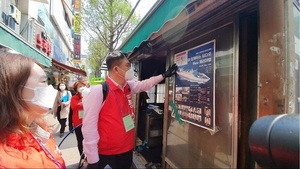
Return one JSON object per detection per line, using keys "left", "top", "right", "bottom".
{"left": 78, "top": 110, "right": 84, "bottom": 119}
{"left": 123, "top": 114, "right": 134, "bottom": 132}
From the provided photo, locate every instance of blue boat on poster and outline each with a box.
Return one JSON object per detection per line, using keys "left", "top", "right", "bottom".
{"left": 177, "top": 68, "right": 210, "bottom": 84}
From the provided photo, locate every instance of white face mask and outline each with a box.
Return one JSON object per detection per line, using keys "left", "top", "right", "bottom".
{"left": 23, "top": 85, "right": 58, "bottom": 110}
{"left": 78, "top": 86, "right": 86, "bottom": 93}
{"left": 59, "top": 85, "right": 66, "bottom": 90}
{"left": 119, "top": 67, "right": 135, "bottom": 81}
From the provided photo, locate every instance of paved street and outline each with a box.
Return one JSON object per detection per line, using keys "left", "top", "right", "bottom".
{"left": 46, "top": 114, "right": 147, "bottom": 169}
{"left": 50, "top": 118, "right": 82, "bottom": 169}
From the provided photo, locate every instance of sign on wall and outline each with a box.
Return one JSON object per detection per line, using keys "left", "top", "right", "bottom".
{"left": 73, "top": 0, "right": 81, "bottom": 63}
{"left": 73, "top": 34, "right": 81, "bottom": 61}
{"left": 173, "top": 40, "right": 216, "bottom": 131}
{"left": 73, "top": 12, "right": 81, "bottom": 34}
{"left": 36, "top": 32, "right": 52, "bottom": 56}
{"left": 74, "top": 0, "right": 81, "bottom": 11}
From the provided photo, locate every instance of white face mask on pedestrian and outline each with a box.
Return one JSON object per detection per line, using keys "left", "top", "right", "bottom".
{"left": 118, "top": 67, "right": 135, "bottom": 80}
{"left": 59, "top": 85, "right": 66, "bottom": 90}
{"left": 78, "top": 86, "right": 86, "bottom": 93}
{"left": 22, "top": 85, "right": 58, "bottom": 110}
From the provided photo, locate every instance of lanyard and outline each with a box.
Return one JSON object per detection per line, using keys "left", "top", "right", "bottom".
{"left": 110, "top": 89, "right": 130, "bottom": 117}
{"left": 32, "top": 134, "right": 64, "bottom": 169}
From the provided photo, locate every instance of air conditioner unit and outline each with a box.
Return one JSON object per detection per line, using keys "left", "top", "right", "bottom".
{"left": 23, "top": 19, "right": 46, "bottom": 45}
{"left": 21, "top": 18, "right": 52, "bottom": 56}
{"left": 9, "top": 5, "right": 21, "bottom": 24}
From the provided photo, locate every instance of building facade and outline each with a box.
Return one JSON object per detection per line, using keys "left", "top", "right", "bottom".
{"left": 120, "top": 0, "right": 300, "bottom": 168}
{"left": 0, "top": 0, "right": 86, "bottom": 87}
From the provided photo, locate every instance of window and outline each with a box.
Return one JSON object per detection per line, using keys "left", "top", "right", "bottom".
{"left": 147, "top": 83, "right": 166, "bottom": 103}
{"left": 166, "top": 23, "right": 235, "bottom": 168}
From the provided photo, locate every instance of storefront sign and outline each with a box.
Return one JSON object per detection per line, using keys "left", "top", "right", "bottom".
{"left": 73, "top": 12, "right": 81, "bottom": 35}
{"left": 36, "top": 33, "right": 52, "bottom": 56}
{"left": 73, "top": 0, "right": 81, "bottom": 63}
{"left": 174, "top": 40, "right": 215, "bottom": 131}
{"left": 74, "top": 0, "right": 81, "bottom": 12}
{"left": 73, "top": 34, "right": 81, "bottom": 61}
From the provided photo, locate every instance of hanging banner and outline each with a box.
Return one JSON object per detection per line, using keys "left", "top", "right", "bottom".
{"left": 73, "top": 12, "right": 81, "bottom": 35}
{"left": 72, "top": 0, "right": 81, "bottom": 63}
{"left": 74, "top": 0, "right": 81, "bottom": 12}
{"left": 73, "top": 34, "right": 81, "bottom": 62}
{"left": 173, "top": 40, "right": 216, "bottom": 131}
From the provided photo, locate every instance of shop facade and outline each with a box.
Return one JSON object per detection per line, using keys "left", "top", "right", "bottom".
{"left": 120, "top": 0, "right": 299, "bottom": 168}
{"left": 0, "top": 0, "right": 87, "bottom": 88}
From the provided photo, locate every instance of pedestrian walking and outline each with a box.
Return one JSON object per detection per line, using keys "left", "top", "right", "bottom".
{"left": 82, "top": 50, "right": 177, "bottom": 169}
{"left": 69, "top": 88, "right": 77, "bottom": 133}
{"left": 0, "top": 48, "right": 66, "bottom": 168}
{"left": 53, "top": 82, "right": 72, "bottom": 138}
{"left": 70, "top": 80, "right": 88, "bottom": 159}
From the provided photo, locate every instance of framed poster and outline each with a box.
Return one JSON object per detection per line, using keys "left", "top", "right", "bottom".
{"left": 173, "top": 40, "right": 216, "bottom": 131}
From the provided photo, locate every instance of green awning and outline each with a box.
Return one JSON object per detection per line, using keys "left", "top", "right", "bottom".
{"left": 120, "top": 0, "right": 195, "bottom": 53}
{"left": 0, "top": 25, "right": 51, "bottom": 67}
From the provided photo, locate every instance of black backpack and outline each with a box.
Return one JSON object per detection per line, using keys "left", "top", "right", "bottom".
{"left": 101, "top": 81, "right": 130, "bottom": 103}
{"left": 102, "top": 81, "right": 109, "bottom": 103}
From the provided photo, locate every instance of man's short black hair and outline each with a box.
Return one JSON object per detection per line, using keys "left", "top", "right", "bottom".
{"left": 106, "top": 51, "right": 127, "bottom": 71}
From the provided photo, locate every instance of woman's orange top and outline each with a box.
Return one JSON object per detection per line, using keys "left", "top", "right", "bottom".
{"left": 0, "top": 132, "right": 66, "bottom": 168}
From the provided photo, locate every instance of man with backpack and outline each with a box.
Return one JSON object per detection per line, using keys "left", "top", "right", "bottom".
{"left": 82, "top": 50, "right": 177, "bottom": 169}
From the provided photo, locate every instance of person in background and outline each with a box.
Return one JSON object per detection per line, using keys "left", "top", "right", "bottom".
{"left": 70, "top": 80, "right": 88, "bottom": 159}
{"left": 53, "top": 82, "right": 72, "bottom": 138}
{"left": 0, "top": 48, "right": 66, "bottom": 168}
{"left": 68, "top": 88, "right": 77, "bottom": 133}
{"left": 82, "top": 50, "right": 177, "bottom": 169}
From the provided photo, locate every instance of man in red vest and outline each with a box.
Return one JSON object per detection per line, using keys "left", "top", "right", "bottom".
{"left": 82, "top": 50, "right": 177, "bottom": 169}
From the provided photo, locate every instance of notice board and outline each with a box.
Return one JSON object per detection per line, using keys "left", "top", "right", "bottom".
{"left": 173, "top": 40, "right": 216, "bottom": 131}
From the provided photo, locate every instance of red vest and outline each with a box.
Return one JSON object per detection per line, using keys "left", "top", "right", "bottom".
{"left": 97, "top": 78, "right": 135, "bottom": 155}
{"left": 71, "top": 93, "right": 83, "bottom": 127}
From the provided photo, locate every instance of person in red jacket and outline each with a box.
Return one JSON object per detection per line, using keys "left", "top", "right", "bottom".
{"left": 0, "top": 48, "right": 66, "bottom": 168}
{"left": 82, "top": 50, "right": 177, "bottom": 169}
{"left": 70, "top": 80, "right": 88, "bottom": 159}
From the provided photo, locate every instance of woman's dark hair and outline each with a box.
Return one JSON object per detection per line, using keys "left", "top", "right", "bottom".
{"left": 106, "top": 50, "right": 127, "bottom": 71}
{"left": 0, "top": 48, "right": 35, "bottom": 142}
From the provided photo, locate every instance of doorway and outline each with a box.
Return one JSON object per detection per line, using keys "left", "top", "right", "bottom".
{"left": 136, "top": 56, "right": 166, "bottom": 165}
{"left": 238, "top": 11, "right": 258, "bottom": 168}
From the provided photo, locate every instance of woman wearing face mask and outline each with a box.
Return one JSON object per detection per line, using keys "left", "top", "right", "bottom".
{"left": 70, "top": 80, "right": 88, "bottom": 160}
{"left": 0, "top": 48, "right": 66, "bottom": 168}
{"left": 53, "top": 82, "right": 72, "bottom": 138}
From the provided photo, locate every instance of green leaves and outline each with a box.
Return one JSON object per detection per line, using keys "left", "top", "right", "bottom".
{"left": 82, "top": 0, "right": 141, "bottom": 76}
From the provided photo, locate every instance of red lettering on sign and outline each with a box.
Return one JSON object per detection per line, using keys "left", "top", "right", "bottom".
{"left": 36, "top": 34, "right": 43, "bottom": 49}
{"left": 42, "top": 39, "right": 48, "bottom": 53}
{"left": 35, "top": 33, "right": 52, "bottom": 56}
{"left": 47, "top": 43, "right": 52, "bottom": 56}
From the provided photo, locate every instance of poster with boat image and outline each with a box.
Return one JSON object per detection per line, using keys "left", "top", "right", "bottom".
{"left": 173, "top": 40, "right": 215, "bottom": 131}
